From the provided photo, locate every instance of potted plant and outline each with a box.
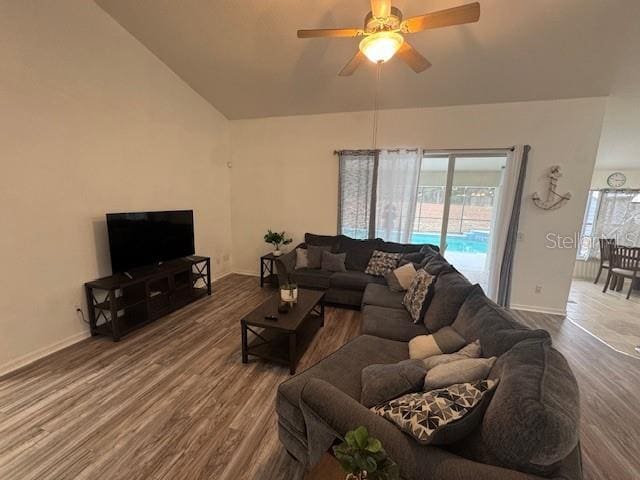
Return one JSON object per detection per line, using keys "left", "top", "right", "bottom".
{"left": 280, "top": 282, "right": 298, "bottom": 306}
{"left": 333, "top": 426, "right": 399, "bottom": 480}
{"left": 264, "top": 229, "right": 292, "bottom": 257}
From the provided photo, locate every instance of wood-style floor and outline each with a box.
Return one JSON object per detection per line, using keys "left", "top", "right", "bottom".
{"left": 1, "top": 274, "right": 639, "bottom": 479}
{"left": 568, "top": 279, "right": 640, "bottom": 358}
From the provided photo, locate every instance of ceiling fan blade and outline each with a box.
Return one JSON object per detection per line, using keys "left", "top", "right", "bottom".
{"left": 402, "top": 2, "right": 480, "bottom": 33}
{"left": 339, "top": 51, "right": 366, "bottom": 76}
{"left": 371, "top": 0, "right": 391, "bottom": 18}
{"left": 297, "top": 28, "right": 364, "bottom": 38}
{"left": 396, "top": 42, "right": 432, "bottom": 73}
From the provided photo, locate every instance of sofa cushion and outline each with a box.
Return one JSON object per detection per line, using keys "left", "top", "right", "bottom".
{"left": 307, "top": 245, "right": 331, "bottom": 269}
{"left": 305, "top": 233, "right": 342, "bottom": 251}
{"left": 290, "top": 268, "right": 333, "bottom": 289}
{"left": 321, "top": 251, "right": 347, "bottom": 272}
{"left": 423, "top": 253, "right": 454, "bottom": 276}
{"left": 377, "top": 240, "right": 424, "bottom": 254}
{"left": 365, "top": 250, "right": 402, "bottom": 276}
{"left": 422, "top": 273, "right": 478, "bottom": 332}
{"left": 423, "top": 340, "right": 482, "bottom": 370}
{"left": 482, "top": 327, "right": 551, "bottom": 358}
{"left": 361, "top": 283, "right": 405, "bottom": 309}
{"left": 424, "top": 357, "right": 496, "bottom": 390}
{"left": 371, "top": 379, "right": 499, "bottom": 446}
{"left": 409, "top": 327, "right": 467, "bottom": 360}
{"left": 481, "top": 338, "right": 580, "bottom": 476}
{"left": 360, "top": 359, "right": 427, "bottom": 408}
{"left": 339, "top": 237, "right": 382, "bottom": 271}
{"left": 451, "top": 292, "right": 551, "bottom": 356}
{"left": 276, "top": 335, "right": 409, "bottom": 437}
{"left": 362, "top": 305, "right": 429, "bottom": 342}
{"left": 330, "top": 270, "right": 384, "bottom": 291}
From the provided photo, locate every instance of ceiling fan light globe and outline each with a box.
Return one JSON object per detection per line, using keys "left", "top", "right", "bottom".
{"left": 359, "top": 32, "right": 404, "bottom": 63}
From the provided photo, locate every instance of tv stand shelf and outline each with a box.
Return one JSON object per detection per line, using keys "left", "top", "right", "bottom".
{"left": 84, "top": 256, "right": 211, "bottom": 341}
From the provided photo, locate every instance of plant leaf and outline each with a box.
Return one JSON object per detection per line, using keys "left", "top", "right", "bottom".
{"left": 345, "top": 430, "right": 357, "bottom": 447}
{"left": 354, "top": 426, "right": 369, "bottom": 449}
{"left": 365, "top": 437, "right": 382, "bottom": 453}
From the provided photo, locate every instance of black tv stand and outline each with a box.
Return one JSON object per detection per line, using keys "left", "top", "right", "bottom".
{"left": 84, "top": 256, "right": 211, "bottom": 341}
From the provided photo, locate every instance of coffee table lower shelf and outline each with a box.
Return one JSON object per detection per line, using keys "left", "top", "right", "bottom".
{"left": 241, "top": 300, "right": 324, "bottom": 375}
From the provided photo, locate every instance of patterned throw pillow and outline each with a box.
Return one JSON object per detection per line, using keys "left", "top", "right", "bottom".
{"left": 371, "top": 379, "right": 498, "bottom": 445}
{"left": 402, "top": 269, "right": 435, "bottom": 323}
{"left": 365, "top": 250, "right": 402, "bottom": 276}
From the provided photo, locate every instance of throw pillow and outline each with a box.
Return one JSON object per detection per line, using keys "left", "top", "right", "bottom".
{"left": 423, "top": 340, "right": 482, "bottom": 370}
{"left": 371, "top": 379, "right": 499, "bottom": 445}
{"left": 422, "top": 273, "right": 479, "bottom": 332}
{"left": 402, "top": 269, "right": 435, "bottom": 323}
{"left": 360, "top": 359, "right": 427, "bottom": 408}
{"left": 321, "top": 251, "right": 347, "bottom": 272}
{"left": 424, "top": 357, "right": 497, "bottom": 390}
{"left": 365, "top": 250, "right": 403, "bottom": 276}
{"left": 295, "top": 248, "right": 309, "bottom": 270}
{"left": 384, "top": 263, "right": 417, "bottom": 292}
{"left": 307, "top": 245, "right": 331, "bottom": 269}
{"left": 409, "top": 326, "right": 466, "bottom": 360}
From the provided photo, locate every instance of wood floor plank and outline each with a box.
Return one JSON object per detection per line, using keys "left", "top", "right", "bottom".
{"left": 0, "top": 274, "right": 637, "bottom": 479}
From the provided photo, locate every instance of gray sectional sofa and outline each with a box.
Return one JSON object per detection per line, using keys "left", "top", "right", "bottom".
{"left": 275, "top": 234, "right": 582, "bottom": 480}
{"left": 274, "top": 233, "right": 439, "bottom": 308}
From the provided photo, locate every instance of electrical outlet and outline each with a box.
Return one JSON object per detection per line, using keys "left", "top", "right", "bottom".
{"left": 535, "top": 285, "right": 542, "bottom": 294}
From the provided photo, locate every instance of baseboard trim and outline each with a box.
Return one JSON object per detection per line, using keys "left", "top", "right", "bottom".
{"left": 0, "top": 330, "right": 91, "bottom": 378}
{"left": 510, "top": 303, "right": 567, "bottom": 317}
{"left": 213, "top": 270, "right": 234, "bottom": 281}
{"left": 232, "top": 270, "right": 260, "bottom": 277}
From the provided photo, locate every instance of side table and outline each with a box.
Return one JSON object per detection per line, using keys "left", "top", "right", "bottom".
{"left": 260, "top": 253, "right": 280, "bottom": 288}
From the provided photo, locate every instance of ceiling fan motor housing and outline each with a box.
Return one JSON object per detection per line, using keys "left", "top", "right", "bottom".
{"left": 364, "top": 6, "right": 402, "bottom": 33}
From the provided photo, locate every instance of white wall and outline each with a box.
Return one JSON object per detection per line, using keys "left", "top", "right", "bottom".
{"left": 595, "top": 95, "right": 640, "bottom": 170}
{"left": 591, "top": 169, "right": 640, "bottom": 190}
{"left": 230, "top": 98, "right": 607, "bottom": 314}
{"left": 0, "top": 0, "right": 233, "bottom": 374}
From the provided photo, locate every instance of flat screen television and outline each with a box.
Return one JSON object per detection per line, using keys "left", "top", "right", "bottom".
{"left": 106, "top": 210, "right": 195, "bottom": 274}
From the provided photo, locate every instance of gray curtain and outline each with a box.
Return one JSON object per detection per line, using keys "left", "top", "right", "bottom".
{"left": 496, "top": 145, "right": 530, "bottom": 307}
{"left": 337, "top": 150, "right": 377, "bottom": 239}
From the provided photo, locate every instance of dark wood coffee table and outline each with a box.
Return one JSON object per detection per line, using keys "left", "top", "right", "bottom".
{"left": 241, "top": 289, "right": 325, "bottom": 374}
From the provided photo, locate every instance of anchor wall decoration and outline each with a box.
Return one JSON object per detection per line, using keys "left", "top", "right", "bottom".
{"left": 532, "top": 165, "right": 571, "bottom": 210}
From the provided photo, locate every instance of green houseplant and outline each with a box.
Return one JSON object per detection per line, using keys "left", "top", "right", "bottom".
{"left": 333, "top": 426, "right": 399, "bottom": 480}
{"left": 264, "top": 229, "right": 292, "bottom": 256}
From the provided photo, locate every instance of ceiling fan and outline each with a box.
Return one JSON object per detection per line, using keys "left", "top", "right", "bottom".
{"left": 297, "top": 1, "right": 480, "bottom": 76}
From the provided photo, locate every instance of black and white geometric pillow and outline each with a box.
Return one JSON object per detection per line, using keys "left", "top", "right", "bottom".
{"left": 402, "top": 269, "right": 434, "bottom": 323}
{"left": 365, "top": 250, "right": 402, "bottom": 276}
{"left": 371, "top": 379, "right": 498, "bottom": 445}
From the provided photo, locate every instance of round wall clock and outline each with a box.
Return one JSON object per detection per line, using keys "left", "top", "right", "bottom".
{"left": 607, "top": 172, "right": 627, "bottom": 188}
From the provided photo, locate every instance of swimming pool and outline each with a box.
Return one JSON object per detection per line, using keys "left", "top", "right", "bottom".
{"left": 410, "top": 232, "right": 489, "bottom": 254}
{"left": 341, "top": 229, "right": 489, "bottom": 254}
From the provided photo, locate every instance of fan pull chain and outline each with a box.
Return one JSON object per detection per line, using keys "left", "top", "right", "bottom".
{"left": 372, "top": 61, "right": 382, "bottom": 150}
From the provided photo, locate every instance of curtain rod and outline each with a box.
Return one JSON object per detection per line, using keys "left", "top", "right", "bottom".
{"left": 334, "top": 147, "right": 515, "bottom": 155}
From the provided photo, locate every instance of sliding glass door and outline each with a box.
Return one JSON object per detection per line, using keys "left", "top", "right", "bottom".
{"left": 338, "top": 149, "right": 510, "bottom": 291}
{"left": 440, "top": 155, "right": 507, "bottom": 287}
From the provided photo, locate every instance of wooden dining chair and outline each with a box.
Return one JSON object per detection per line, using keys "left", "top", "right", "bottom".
{"left": 594, "top": 238, "right": 616, "bottom": 284}
{"left": 603, "top": 246, "right": 640, "bottom": 299}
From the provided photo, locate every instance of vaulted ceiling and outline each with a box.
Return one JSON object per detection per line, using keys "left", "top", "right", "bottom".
{"left": 95, "top": 0, "right": 639, "bottom": 120}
